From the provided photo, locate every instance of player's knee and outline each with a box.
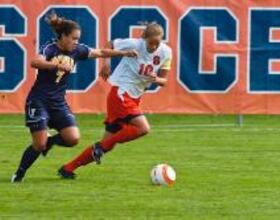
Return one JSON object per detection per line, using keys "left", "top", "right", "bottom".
{"left": 140, "top": 125, "right": 151, "bottom": 136}
{"left": 66, "top": 135, "right": 80, "bottom": 147}
{"left": 70, "top": 137, "right": 80, "bottom": 146}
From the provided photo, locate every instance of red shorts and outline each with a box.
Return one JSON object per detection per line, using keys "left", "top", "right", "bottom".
{"left": 105, "top": 86, "right": 142, "bottom": 132}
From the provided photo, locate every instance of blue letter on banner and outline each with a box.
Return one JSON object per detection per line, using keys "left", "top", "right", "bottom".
{"left": 179, "top": 8, "right": 237, "bottom": 92}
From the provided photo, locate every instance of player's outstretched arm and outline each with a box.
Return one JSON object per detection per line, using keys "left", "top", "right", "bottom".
{"left": 99, "top": 41, "right": 113, "bottom": 81}
{"left": 89, "top": 48, "right": 138, "bottom": 58}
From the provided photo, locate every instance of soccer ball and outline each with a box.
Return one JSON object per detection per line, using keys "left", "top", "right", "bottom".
{"left": 150, "top": 164, "right": 176, "bottom": 186}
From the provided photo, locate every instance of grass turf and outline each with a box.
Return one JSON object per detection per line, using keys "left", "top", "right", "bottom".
{"left": 0, "top": 114, "right": 280, "bottom": 219}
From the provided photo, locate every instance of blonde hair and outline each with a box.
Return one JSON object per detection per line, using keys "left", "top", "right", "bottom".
{"left": 140, "top": 22, "right": 164, "bottom": 39}
{"left": 45, "top": 11, "right": 80, "bottom": 39}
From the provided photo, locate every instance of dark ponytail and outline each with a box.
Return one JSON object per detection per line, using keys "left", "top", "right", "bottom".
{"left": 45, "top": 11, "right": 80, "bottom": 39}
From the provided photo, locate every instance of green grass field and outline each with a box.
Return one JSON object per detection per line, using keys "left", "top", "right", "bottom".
{"left": 0, "top": 114, "right": 280, "bottom": 219}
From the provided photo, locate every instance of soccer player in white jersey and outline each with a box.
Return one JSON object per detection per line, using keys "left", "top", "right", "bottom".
{"left": 58, "top": 23, "right": 172, "bottom": 179}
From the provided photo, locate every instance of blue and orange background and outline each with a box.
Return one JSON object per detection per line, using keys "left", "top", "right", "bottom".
{"left": 1, "top": 0, "right": 280, "bottom": 114}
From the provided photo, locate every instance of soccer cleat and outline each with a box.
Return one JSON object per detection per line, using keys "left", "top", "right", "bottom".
{"left": 11, "top": 172, "right": 25, "bottom": 183}
{"left": 58, "top": 166, "right": 76, "bottom": 179}
{"left": 92, "top": 142, "right": 104, "bottom": 165}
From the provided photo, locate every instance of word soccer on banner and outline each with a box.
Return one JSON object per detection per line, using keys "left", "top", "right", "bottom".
{"left": 0, "top": 0, "right": 280, "bottom": 114}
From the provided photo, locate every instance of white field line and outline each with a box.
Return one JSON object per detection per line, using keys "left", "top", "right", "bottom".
{"left": 1, "top": 123, "right": 280, "bottom": 133}
{"left": 0, "top": 123, "right": 235, "bottom": 134}
{"left": 0, "top": 125, "right": 25, "bottom": 128}
{"left": 0, "top": 123, "right": 234, "bottom": 129}
{"left": 152, "top": 123, "right": 235, "bottom": 128}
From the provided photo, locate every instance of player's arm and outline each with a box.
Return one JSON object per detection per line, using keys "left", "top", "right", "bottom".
{"left": 99, "top": 39, "right": 138, "bottom": 81}
{"left": 99, "top": 41, "right": 113, "bottom": 81}
{"left": 31, "top": 55, "right": 72, "bottom": 72}
{"left": 148, "top": 57, "right": 172, "bottom": 87}
{"left": 149, "top": 69, "right": 169, "bottom": 87}
{"left": 88, "top": 47, "right": 137, "bottom": 58}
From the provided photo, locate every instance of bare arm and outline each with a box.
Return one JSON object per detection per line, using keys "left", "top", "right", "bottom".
{"left": 31, "top": 55, "right": 57, "bottom": 70}
{"left": 148, "top": 69, "right": 169, "bottom": 87}
{"left": 88, "top": 47, "right": 137, "bottom": 58}
{"left": 99, "top": 41, "right": 114, "bottom": 81}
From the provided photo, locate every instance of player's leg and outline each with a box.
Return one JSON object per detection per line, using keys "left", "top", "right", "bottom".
{"left": 11, "top": 130, "right": 49, "bottom": 182}
{"left": 45, "top": 126, "right": 80, "bottom": 150}
{"left": 92, "top": 88, "right": 150, "bottom": 162}
{"left": 59, "top": 121, "right": 120, "bottom": 175}
{"left": 11, "top": 100, "right": 49, "bottom": 183}
{"left": 58, "top": 116, "right": 149, "bottom": 178}
{"left": 96, "top": 115, "right": 150, "bottom": 153}
{"left": 58, "top": 87, "right": 148, "bottom": 178}
{"left": 102, "top": 130, "right": 115, "bottom": 140}
{"left": 130, "top": 114, "right": 150, "bottom": 133}
{"left": 87, "top": 115, "right": 150, "bottom": 167}
{"left": 58, "top": 130, "right": 113, "bottom": 179}
{"left": 42, "top": 105, "right": 79, "bottom": 156}
{"left": 58, "top": 88, "right": 117, "bottom": 177}
{"left": 59, "top": 126, "right": 80, "bottom": 146}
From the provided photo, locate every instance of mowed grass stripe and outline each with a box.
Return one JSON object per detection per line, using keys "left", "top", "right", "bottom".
{"left": 0, "top": 114, "right": 279, "bottom": 219}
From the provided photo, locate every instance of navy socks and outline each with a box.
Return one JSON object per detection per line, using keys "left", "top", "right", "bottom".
{"left": 15, "top": 145, "right": 40, "bottom": 176}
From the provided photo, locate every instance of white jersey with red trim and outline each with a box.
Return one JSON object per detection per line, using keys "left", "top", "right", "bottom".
{"left": 108, "top": 38, "right": 172, "bottom": 98}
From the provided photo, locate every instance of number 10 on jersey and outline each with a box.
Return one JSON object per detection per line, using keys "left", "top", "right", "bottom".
{"left": 138, "top": 64, "right": 154, "bottom": 75}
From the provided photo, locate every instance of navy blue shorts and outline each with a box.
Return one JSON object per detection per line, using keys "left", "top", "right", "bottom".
{"left": 25, "top": 99, "right": 76, "bottom": 133}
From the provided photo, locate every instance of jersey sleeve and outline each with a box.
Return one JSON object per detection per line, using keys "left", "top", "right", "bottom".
{"left": 76, "top": 44, "right": 90, "bottom": 60}
{"left": 160, "top": 47, "right": 172, "bottom": 70}
{"left": 39, "top": 43, "right": 54, "bottom": 60}
{"left": 113, "top": 38, "right": 137, "bottom": 50}
{"left": 160, "top": 58, "right": 172, "bottom": 70}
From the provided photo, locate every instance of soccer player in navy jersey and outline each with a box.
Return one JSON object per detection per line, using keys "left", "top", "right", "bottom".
{"left": 11, "top": 12, "right": 137, "bottom": 183}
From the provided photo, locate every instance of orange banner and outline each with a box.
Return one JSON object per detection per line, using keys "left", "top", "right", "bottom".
{"left": 1, "top": 0, "right": 280, "bottom": 114}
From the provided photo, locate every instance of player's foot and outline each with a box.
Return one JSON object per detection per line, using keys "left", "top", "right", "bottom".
{"left": 58, "top": 166, "right": 76, "bottom": 179}
{"left": 92, "top": 142, "right": 104, "bottom": 165}
{"left": 11, "top": 171, "right": 25, "bottom": 183}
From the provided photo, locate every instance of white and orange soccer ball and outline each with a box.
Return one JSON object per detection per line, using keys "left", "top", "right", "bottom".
{"left": 150, "top": 164, "right": 176, "bottom": 186}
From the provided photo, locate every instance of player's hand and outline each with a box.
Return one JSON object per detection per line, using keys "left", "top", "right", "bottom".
{"left": 99, "top": 64, "right": 111, "bottom": 81}
{"left": 57, "top": 63, "right": 73, "bottom": 72}
{"left": 123, "top": 49, "right": 138, "bottom": 57}
{"left": 146, "top": 72, "right": 157, "bottom": 82}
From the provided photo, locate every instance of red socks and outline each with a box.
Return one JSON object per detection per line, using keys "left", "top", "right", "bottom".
{"left": 64, "top": 146, "right": 94, "bottom": 172}
{"left": 63, "top": 125, "right": 143, "bottom": 173}
{"left": 101, "top": 124, "right": 142, "bottom": 152}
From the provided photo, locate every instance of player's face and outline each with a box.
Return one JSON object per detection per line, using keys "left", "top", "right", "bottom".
{"left": 61, "top": 29, "right": 81, "bottom": 51}
{"left": 146, "top": 35, "right": 162, "bottom": 53}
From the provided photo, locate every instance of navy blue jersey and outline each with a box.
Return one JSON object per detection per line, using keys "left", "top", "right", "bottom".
{"left": 28, "top": 41, "right": 90, "bottom": 104}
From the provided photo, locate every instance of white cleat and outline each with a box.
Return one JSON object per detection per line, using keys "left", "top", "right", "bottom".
{"left": 11, "top": 173, "right": 24, "bottom": 183}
